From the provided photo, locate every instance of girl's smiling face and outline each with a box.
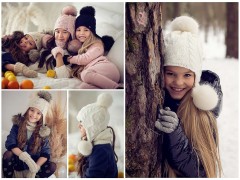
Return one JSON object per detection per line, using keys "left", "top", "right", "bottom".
{"left": 19, "top": 35, "right": 36, "bottom": 53}
{"left": 164, "top": 66, "right": 195, "bottom": 100}
{"left": 54, "top": 28, "right": 70, "bottom": 47}
{"left": 75, "top": 26, "right": 91, "bottom": 43}
{"left": 28, "top": 107, "right": 42, "bottom": 123}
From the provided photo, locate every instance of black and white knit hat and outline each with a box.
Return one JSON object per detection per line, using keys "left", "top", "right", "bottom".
{"left": 164, "top": 16, "right": 218, "bottom": 111}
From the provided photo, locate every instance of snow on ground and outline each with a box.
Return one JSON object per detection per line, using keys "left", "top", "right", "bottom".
{"left": 202, "top": 31, "right": 239, "bottom": 177}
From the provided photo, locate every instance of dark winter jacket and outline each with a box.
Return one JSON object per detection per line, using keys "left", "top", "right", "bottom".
{"left": 2, "top": 51, "right": 16, "bottom": 72}
{"left": 5, "top": 124, "right": 51, "bottom": 171}
{"left": 162, "top": 70, "right": 222, "bottom": 177}
{"left": 83, "top": 144, "right": 118, "bottom": 178}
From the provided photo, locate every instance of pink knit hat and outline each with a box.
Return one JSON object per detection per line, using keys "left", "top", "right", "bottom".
{"left": 54, "top": 5, "right": 77, "bottom": 39}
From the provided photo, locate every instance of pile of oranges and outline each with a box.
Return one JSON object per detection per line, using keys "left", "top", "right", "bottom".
{"left": 68, "top": 154, "right": 77, "bottom": 173}
{"left": 2, "top": 71, "right": 34, "bottom": 89}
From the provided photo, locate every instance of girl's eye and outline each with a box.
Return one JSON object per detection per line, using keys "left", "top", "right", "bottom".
{"left": 184, "top": 74, "right": 192, "bottom": 77}
{"left": 166, "top": 72, "right": 174, "bottom": 76}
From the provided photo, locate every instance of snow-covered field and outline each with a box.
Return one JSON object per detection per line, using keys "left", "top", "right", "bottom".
{"left": 202, "top": 31, "right": 239, "bottom": 178}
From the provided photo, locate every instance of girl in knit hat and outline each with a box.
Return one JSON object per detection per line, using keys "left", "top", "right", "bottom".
{"left": 2, "top": 31, "right": 46, "bottom": 78}
{"left": 154, "top": 16, "right": 223, "bottom": 177}
{"left": 2, "top": 91, "right": 56, "bottom": 178}
{"left": 75, "top": 93, "right": 118, "bottom": 177}
{"left": 65, "top": 6, "right": 120, "bottom": 89}
{"left": 38, "top": 5, "right": 80, "bottom": 78}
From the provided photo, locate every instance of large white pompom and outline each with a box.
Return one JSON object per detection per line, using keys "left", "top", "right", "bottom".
{"left": 192, "top": 84, "right": 218, "bottom": 111}
{"left": 96, "top": 93, "right": 113, "bottom": 108}
{"left": 78, "top": 141, "right": 93, "bottom": 156}
{"left": 171, "top": 16, "right": 199, "bottom": 34}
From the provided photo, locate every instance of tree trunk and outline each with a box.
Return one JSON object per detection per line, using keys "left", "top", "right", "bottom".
{"left": 226, "top": 3, "right": 238, "bottom": 59}
{"left": 125, "top": 2, "right": 164, "bottom": 177}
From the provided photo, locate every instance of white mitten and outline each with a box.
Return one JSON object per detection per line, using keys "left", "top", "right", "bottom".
{"left": 19, "top": 152, "right": 40, "bottom": 173}
{"left": 51, "top": 47, "right": 64, "bottom": 59}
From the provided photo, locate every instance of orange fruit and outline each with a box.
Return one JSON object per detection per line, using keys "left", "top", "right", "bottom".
{"left": 68, "top": 154, "right": 77, "bottom": 163}
{"left": 2, "top": 78, "right": 9, "bottom": 89}
{"left": 7, "top": 74, "right": 17, "bottom": 81}
{"left": 118, "top": 172, "right": 124, "bottom": 178}
{"left": 46, "top": 70, "right": 56, "bottom": 78}
{"left": 43, "top": 86, "right": 51, "bottom": 89}
{"left": 20, "top": 79, "right": 34, "bottom": 89}
{"left": 68, "top": 164, "right": 75, "bottom": 172}
{"left": 7, "top": 81, "right": 19, "bottom": 89}
{"left": 4, "top": 71, "right": 14, "bottom": 78}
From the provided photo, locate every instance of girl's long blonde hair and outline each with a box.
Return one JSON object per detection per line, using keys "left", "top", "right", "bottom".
{"left": 71, "top": 32, "right": 102, "bottom": 79}
{"left": 165, "top": 90, "right": 222, "bottom": 177}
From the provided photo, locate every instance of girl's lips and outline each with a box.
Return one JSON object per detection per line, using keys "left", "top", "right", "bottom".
{"left": 171, "top": 87, "right": 185, "bottom": 92}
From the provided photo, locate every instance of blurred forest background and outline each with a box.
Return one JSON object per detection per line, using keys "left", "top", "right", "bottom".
{"left": 161, "top": 2, "right": 238, "bottom": 59}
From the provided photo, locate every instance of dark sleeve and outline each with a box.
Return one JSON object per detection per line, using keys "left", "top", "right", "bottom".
{"left": 40, "top": 137, "right": 51, "bottom": 160}
{"left": 201, "top": 70, "right": 223, "bottom": 118}
{"left": 84, "top": 147, "right": 108, "bottom": 178}
{"left": 2, "top": 52, "right": 16, "bottom": 72}
{"left": 164, "top": 123, "right": 207, "bottom": 177}
{"left": 5, "top": 125, "right": 19, "bottom": 151}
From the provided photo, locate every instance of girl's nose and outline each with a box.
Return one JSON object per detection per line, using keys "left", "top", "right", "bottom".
{"left": 174, "top": 77, "right": 184, "bottom": 86}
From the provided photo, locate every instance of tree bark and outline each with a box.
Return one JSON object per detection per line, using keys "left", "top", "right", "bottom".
{"left": 125, "top": 2, "right": 164, "bottom": 177}
{"left": 226, "top": 3, "right": 238, "bottom": 59}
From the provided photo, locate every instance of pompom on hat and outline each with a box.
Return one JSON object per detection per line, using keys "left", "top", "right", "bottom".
{"left": 76, "top": 93, "right": 113, "bottom": 156}
{"left": 75, "top": 6, "right": 96, "bottom": 35}
{"left": 28, "top": 91, "right": 52, "bottom": 137}
{"left": 27, "top": 32, "right": 45, "bottom": 50}
{"left": 164, "top": 16, "right": 218, "bottom": 111}
{"left": 54, "top": 5, "right": 77, "bottom": 39}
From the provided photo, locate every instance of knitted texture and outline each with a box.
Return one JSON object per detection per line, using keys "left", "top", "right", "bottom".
{"left": 19, "top": 152, "right": 40, "bottom": 173}
{"left": 28, "top": 91, "right": 52, "bottom": 137}
{"left": 164, "top": 16, "right": 203, "bottom": 85}
{"left": 54, "top": 5, "right": 77, "bottom": 39}
{"left": 27, "top": 32, "right": 45, "bottom": 50}
{"left": 164, "top": 16, "right": 218, "bottom": 111}
{"left": 14, "top": 62, "right": 38, "bottom": 78}
{"left": 75, "top": 6, "right": 96, "bottom": 34}
{"left": 76, "top": 93, "right": 113, "bottom": 142}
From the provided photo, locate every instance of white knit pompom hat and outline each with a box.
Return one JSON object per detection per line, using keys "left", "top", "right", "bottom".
{"left": 164, "top": 16, "right": 218, "bottom": 111}
{"left": 76, "top": 93, "right": 113, "bottom": 156}
{"left": 28, "top": 91, "right": 52, "bottom": 137}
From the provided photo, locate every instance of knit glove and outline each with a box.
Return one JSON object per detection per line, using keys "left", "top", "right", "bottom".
{"left": 19, "top": 152, "right": 40, "bottom": 173}
{"left": 155, "top": 107, "right": 179, "bottom": 133}
{"left": 51, "top": 47, "right": 64, "bottom": 59}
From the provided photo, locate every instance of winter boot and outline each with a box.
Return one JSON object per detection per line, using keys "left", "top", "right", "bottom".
{"left": 14, "top": 62, "right": 38, "bottom": 78}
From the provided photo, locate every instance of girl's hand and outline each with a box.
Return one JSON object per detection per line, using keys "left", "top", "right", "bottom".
{"left": 67, "top": 56, "right": 73, "bottom": 63}
{"left": 155, "top": 107, "right": 179, "bottom": 133}
{"left": 51, "top": 47, "right": 64, "bottom": 59}
{"left": 67, "top": 55, "right": 78, "bottom": 64}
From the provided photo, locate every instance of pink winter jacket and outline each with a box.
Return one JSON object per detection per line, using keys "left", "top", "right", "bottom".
{"left": 55, "top": 42, "right": 112, "bottom": 78}
{"left": 68, "top": 42, "right": 109, "bottom": 69}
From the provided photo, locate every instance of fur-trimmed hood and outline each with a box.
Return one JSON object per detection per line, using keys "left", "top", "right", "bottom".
{"left": 12, "top": 113, "right": 23, "bottom": 126}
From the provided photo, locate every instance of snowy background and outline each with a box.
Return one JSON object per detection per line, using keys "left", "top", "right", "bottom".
{"left": 163, "top": 25, "right": 239, "bottom": 177}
